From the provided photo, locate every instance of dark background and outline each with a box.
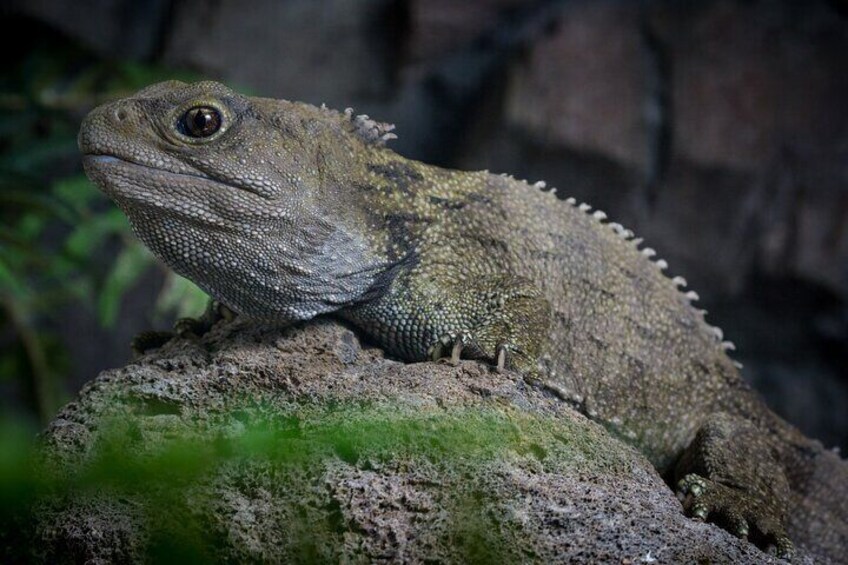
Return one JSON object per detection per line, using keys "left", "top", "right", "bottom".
{"left": 1, "top": 0, "right": 846, "bottom": 450}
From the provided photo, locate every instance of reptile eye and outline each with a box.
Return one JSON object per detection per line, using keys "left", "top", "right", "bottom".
{"left": 180, "top": 106, "right": 222, "bottom": 138}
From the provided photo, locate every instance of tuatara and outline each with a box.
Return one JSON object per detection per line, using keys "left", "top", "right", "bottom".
{"left": 79, "top": 80, "right": 848, "bottom": 561}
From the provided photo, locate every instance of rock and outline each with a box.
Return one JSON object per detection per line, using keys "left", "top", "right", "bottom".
{"left": 650, "top": 0, "right": 848, "bottom": 173}
{"left": 644, "top": 160, "right": 759, "bottom": 295}
{"left": 28, "top": 320, "right": 798, "bottom": 563}
{"left": 647, "top": 145, "right": 848, "bottom": 298}
{"left": 406, "top": 0, "right": 532, "bottom": 66}
{"left": 504, "top": 0, "right": 653, "bottom": 172}
{"left": 6, "top": 0, "right": 171, "bottom": 59}
{"left": 158, "top": 0, "right": 390, "bottom": 108}
{"left": 159, "top": 0, "right": 395, "bottom": 108}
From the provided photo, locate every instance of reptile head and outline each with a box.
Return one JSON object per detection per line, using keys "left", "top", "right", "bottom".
{"left": 79, "top": 80, "right": 357, "bottom": 210}
{"left": 78, "top": 80, "right": 394, "bottom": 320}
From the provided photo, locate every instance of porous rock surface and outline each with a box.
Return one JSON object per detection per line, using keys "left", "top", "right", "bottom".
{"left": 34, "top": 319, "right": 799, "bottom": 563}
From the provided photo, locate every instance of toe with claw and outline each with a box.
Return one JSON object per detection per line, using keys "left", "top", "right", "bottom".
{"left": 676, "top": 473, "right": 794, "bottom": 559}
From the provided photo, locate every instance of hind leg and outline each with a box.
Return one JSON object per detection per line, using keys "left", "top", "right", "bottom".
{"left": 675, "top": 412, "right": 793, "bottom": 558}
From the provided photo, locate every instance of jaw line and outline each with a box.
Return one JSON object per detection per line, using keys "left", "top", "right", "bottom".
{"left": 83, "top": 155, "right": 288, "bottom": 230}
{"left": 83, "top": 153, "right": 276, "bottom": 199}
{"left": 85, "top": 155, "right": 122, "bottom": 164}
{"left": 82, "top": 154, "right": 220, "bottom": 186}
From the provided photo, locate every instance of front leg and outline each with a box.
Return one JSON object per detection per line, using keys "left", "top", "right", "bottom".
{"left": 426, "top": 275, "right": 552, "bottom": 374}
{"left": 131, "top": 300, "right": 235, "bottom": 356}
{"left": 343, "top": 274, "right": 552, "bottom": 375}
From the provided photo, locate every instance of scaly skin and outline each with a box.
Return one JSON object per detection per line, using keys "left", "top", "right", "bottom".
{"left": 79, "top": 81, "right": 847, "bottom": 561}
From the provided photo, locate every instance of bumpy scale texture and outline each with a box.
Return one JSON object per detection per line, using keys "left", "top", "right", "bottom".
{"left": 79, "top": 81, "right": 848, "bottom": 561}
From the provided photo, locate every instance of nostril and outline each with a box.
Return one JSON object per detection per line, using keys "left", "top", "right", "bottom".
{"left": 115, "top": 108, "right": 128, "bottom": 122}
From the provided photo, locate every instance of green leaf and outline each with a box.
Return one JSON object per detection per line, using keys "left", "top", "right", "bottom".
{"left": 64, "top": 208, "right": 131, "bottom": 259}
{"left": 155, "top": 274, "right": 209, "bottom": 321}
{"left": 98, "top": 243, "right": 155, "bottom": 327}
{"left": 0, "top": 171, "right": 78, "bottom": 226}
{"left": 16, "top": 213, "right": 47, "bottom": 241}
{"left": 51, "top": 174, "right": 103, "bottom": 215}
{"left": 0, "top": 256, "right": 30, "bottom": 301}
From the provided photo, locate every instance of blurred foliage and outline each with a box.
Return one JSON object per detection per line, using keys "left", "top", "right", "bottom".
{"left": 0, "top": 405, "right": 541, "bottom": 563}
{"left": 0, "top": 33, "right": 208, "bottom": 423}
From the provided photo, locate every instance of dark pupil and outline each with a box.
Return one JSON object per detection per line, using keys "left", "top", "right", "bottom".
{"left": 183, "top": 107, "right": 221, "bottom": 137}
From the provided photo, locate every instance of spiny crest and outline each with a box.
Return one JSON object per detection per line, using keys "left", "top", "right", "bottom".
{"left": 523, "top": 177, "right": 738, "bottom": 360}
{"left": 533, "top": 180, "right": 556, "bottom": 196}
{"left": 343, "top": 108, "right": 397, "bottom": 146}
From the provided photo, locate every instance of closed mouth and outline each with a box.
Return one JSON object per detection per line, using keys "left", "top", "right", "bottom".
{"left": 82, "top": 153, "right": 212, "bottom": 184}
{"left": 82, "top": 154, "right": 273, "bottom": 199}
{"left": 84, "top": 154, "right": 123, "bottom": 165}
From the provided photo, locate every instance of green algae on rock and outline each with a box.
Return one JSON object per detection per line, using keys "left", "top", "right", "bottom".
{"left": 23, "top": 320, "right": 806, "bottom": 563}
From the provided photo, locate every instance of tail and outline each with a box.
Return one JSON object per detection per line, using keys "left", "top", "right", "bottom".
{"left": 783, "top": 438, "right": 848, "bottom": 562}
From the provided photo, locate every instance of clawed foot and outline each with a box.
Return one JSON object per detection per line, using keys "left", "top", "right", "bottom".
{"left": 677, "top": 473, "right": 794, "bottom": 559}
{"left": 427, "top": 332, "right": 521, "bottom": 373}
{"left": 130, "top": 301, "right": 235, "bottom": 356}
